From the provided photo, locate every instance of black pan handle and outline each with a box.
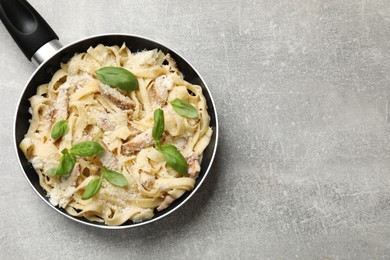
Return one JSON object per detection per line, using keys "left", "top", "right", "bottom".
{"left": 0, "top": 0, "right": 58, "bottom": 61}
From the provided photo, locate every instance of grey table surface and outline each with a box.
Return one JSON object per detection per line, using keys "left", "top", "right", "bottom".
{"left": 1, "top": 0, "right": 390, "bottom": 259}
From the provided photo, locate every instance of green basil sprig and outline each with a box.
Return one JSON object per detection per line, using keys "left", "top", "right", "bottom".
{"left": 81, "top": 168, "right": 128, "bottom": 200}
{"left": 70, "top": 141, "right": 105, "bottom": 157}
{"left": 159, "top": 144, "right": 188, "bottom": 174}
{"left": 55, "top": 149, "right": 76, "bottom": 176}
{"left": 47, "top": 141, "right": 105, "bottom": 177}
{"left": 81, "top": 177, "right": 102, "bottom": 200}
{"left": 170, "top": 98, "right": 198, "bottom": 119}
{"left": 102, "top": 168, "right": 128, "bottom": 187}
{"left": 152, "top": 109, "right": 188, "bottom": 175}
{"left": 96, "top": 67, "right": 139, "bottom": 91}
{"left": 152, "top": 109, "right": 164, "bottom": 148}
{"left": 51, "top": 120, "right": 69, "bottom": 140}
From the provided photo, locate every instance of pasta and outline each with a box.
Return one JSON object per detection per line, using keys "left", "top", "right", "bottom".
{"left": 19, "top": 44, "right": 212, "bottom": 225}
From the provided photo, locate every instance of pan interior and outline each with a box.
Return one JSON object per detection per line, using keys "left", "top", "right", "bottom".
{"left": 15, "top": 34, "right": 217, "bottom": 228}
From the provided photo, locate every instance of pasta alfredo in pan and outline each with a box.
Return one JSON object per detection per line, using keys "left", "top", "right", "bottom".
{"left": 19, "top": 44, "right": 212, "bottom": 225}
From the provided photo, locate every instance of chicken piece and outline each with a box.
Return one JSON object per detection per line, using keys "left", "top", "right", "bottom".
{"left": 157, "top": 195, "right": 175, "bottom": 211}
{"left": 98, "top": 83, "right": 135, "bottom": 110}
{"left": 54, "top": 85, "right": 69, "bottom": 121}
{"left": 99, "top": 149, "right": 120, "bottom": 171}
{"left": 153, "top": 75, "right": 173, "bottom": 104}
{"left": 49, "top": 109, "right": 56, "bottom": 124}
{"left": 187, "top": 153, "right": 201, "bottom": 178}
{"left": 139, "top": 172, "right": 155, "bottom": 190}
{"left": 96, "top": 112, "right": 128, "bottom": 132}
{"left": 96, "top": 115, "right": 114, "bottom": 131}
{"left": 121, "top": 129, "right": 155, "bottom": 155}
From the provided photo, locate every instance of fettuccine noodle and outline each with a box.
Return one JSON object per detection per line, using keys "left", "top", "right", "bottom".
{"left": 19, "top": 44, "right": 212, "bottom": 225}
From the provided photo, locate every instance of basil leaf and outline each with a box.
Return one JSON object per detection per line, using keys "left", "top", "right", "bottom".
{"left": 102, "top": 168, "right": 128, "bottom": 187}
{"left": 159, "top": 144, "right": 188, "bottom": 174}
{"left": 81, "top": 178, "right": 102, "bottom": 200}
{"left": 46, "top": 167, "right": 58, "bottom": 176}
{"left": 95, "top": 67, "right": 139, "bottom": 91}
{"left": 152, "top": 109, "right": 164, "bottom": 145}
{"left": 170, "top": 98, "right": 198, "bottom": 119}
{"left": 70, "top": 141, "right": 105, "bottom": 157}
{"left": 56, "top": 149, "right": 76, "bottom": 176}
{"left": 51, "top": 120, "right": 69, "bottom": 140}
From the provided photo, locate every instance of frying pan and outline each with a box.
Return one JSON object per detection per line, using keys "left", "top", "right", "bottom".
{"left": 0, "top": 0, "right": 218, "bottom": 229}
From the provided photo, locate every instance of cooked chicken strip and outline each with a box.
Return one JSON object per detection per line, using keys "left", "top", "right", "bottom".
{"left": 121, "top": 129, "right": 155, "bottom": 155}
{"left": 153, "top": 75, "right": 173, "bottom": 104}
{"left": 96, "top": 112, "right": 128, "bottom": 132}
{"left": 96, "top": 115, "right": 114, "bottom": 131}
{"left": 54, "top": 85, "right": 69, "bottom": 121}
{"left": 99, "top": 149, "right": 120, "bottom": 171}
{"left": 187, "top": 153, "right": 201, "bottom": 178}
{"left": 98, "top": 83, "right": 135, "bottom": 110}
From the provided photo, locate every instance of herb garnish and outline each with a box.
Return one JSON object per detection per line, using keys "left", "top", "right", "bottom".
{"left": 102, "top": 168, "right": 128, "bottom": 187}
{"left": 170, "top": 98, "right": 198, "bottom": 119}
{"left": 81, "top": 177, "right": 102, "bottom": 200}
{"left": 55, "top": 149, "right": 76, "bottom": 176}
{"left": 81, "top": 168, "right": 128, "bottom": 200}
{"left": 70, "top": 141, "right": 105, "bottom": 157}
{"left": 48, "top": 142, "right": 104, "bottom": 176}
{"left": 159, "top": 144, "right": 188, "bottom": 174}
{"left": 152, "top": 109, "right": 188, "bottom": 174}
{"left": 152, "top": 109, "right": 164, "bottom": 149}
{"left": 95, "top": 67, "right": 139, "bottom": 91}
{"left": 51, "top": 120, "right": 69, "bottom": 140}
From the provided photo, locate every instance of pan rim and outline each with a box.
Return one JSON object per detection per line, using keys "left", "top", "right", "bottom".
{"left": 13, "top": 33, "right": 219, "bottom": 229}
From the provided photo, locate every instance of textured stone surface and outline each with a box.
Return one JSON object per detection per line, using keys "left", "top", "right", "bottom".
{"left": 1, "top": 0, "right": 390, "bottom": 259}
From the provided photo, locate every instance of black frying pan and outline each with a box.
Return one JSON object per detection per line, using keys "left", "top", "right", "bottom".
{"left": 0, "top": 0, "right": 218, "bottom": 229}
